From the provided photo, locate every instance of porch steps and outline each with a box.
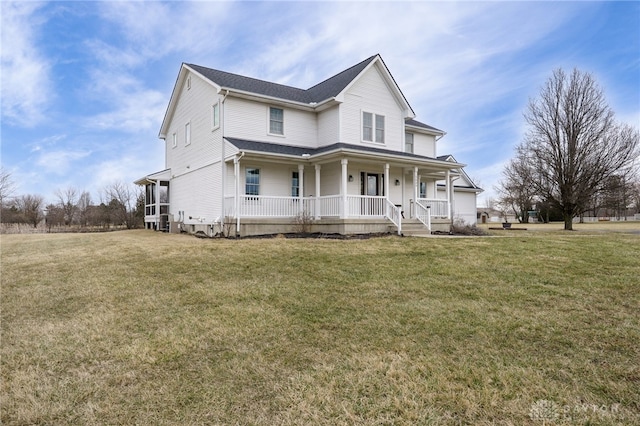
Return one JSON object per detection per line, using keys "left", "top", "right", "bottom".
{"left": 398, "top": 219, "right": 432, "bottom": 237}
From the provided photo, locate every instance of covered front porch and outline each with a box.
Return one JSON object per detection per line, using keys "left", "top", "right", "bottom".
{"left": 223, "top": 140, "right": 462, "bottom": 236}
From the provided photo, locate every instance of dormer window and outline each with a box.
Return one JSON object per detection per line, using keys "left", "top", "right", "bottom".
{"left": 363, "top": 111, "right": 384, "bottom": 143}
{"left": 269, "top": 107, "right": 284, "bottom": 135}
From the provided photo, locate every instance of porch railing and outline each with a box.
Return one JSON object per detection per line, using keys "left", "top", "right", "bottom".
{"left": 415, "top": 200, "right": 431, "bottom": 231}
{"left": 347, "top": 195, "right": 385, "bottom": 217}
{"left": 225, "top": 195, "right": 315, "bottom": 217}
{"left": 385, "top": 199, "right": 402, "bottom": 235}
{"left": 318, "top": 195, "right": 341, "bottom": 217}
{"left": 225, "top": 194, "right": 402, "bottom": 223}
{"left": 417, "top": 198, "right": 449, "bottom": 218}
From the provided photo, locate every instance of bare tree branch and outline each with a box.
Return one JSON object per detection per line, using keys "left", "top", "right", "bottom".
{"left": 520, "top": 68, "right": 639, "bottom": 230}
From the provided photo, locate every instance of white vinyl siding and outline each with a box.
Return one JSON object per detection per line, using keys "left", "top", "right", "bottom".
{"left": 411, "top": 132, "right": 436, "bottom": 157}
{"left": 342, "top": 65, "right": 404, "bottom": 150}
{"left": 165, "top": 73, "right": 223, "bottom": 182}
{"left": 225, "top": 98, "right": 317, "bottom": 147}
{"left": 170, "top": 162, "right": 221, "bottom": 223}
{"left": 318, "top": 106, "right": 339, "bottom": 146}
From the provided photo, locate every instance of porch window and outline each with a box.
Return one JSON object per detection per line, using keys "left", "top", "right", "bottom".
{"left": 246, "top": 168, "right": 260, "bottom": 196}
{"left": 291, "top": 171, "right": 300, "bottom": 197}
{"left": 420, "top": 182, "right": 427, "bottom": 198}
{"left": 211, "top": 102, "right": 220, "bottom": 130}
{"left": 362, "top": 111, "right": 385, "bottom": 143}
{"left": 269, "top": 107, "right": 284, "bottom": 135}
{"left": 405, "top": 132, "right": 414, "bottom": 153}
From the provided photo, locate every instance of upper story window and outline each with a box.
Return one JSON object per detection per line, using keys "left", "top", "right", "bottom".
{"left": 185, "top": 122, "right": 191, "bottom": 145}
{"left": 405, "top": 132, "right": 414, "bottom": 153}
{"left": 363, "top": 111, "right": 385, "bottom": 143}
{"left": 246, "top": 168, "right": 260, "bottom": 196}
{"left": 211, "top": 102, "right": 220, "bottom": 130}
{"left": 172, "top": 132, "right": 177, "bottom": 148}
{"left": 269, "top": 107, "right": 284, "bottom": 135}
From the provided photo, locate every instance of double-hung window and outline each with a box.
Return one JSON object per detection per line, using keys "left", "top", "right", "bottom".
{"left": 269, "top": 107, "right": 284, "bottom": 135}
{"left": 291, "top": 171, "right": 300, "bottom": 197}
{"left": 405, "top": 132, "right": 414, "bottom": 153}
{"left": 211, "top": 102, "right": 220, "bottom": 130}
{"left": 246, "top": 168, "right": 260, "bottom": 197}
{"left": 363, "top": 111, "right": 385, "bottom": 143}
{"left": 419, "top": 182, "right": 427, "bottom": 199}
{"left": 375, "top": 115, "right": 385, "bottom": 143}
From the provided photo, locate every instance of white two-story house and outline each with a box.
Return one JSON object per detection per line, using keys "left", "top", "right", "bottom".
{"left": 135, "top": 54, "right": 482, "bottom": 236}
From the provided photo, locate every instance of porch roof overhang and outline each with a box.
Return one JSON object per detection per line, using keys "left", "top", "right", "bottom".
{"left": 134, "top": 169, "right": 171, "bottom": 185}
{"left": 224, "top": 137, "right": 465, "bottom": 172}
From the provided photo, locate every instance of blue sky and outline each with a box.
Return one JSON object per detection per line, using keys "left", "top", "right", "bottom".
{"left": 1, "top": 1, "right": 639, "bottom": 206}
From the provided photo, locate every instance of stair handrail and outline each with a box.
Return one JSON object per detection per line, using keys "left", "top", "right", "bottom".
{"left": 414, "top": 200, "right": 431, "bottom": 231}
{"left": 385, "top": 199, "right": 402, "bottom": 235}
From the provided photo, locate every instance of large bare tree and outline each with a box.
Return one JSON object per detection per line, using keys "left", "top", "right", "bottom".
{"left": 16, "top": 194, "right": 45, "bottom": 228}
{"left": 55, "top": 186, "right": 79, "bottom": 226}
{"left": 496, "top": 146, "right": 538, "bottom": 223}
{"left": 0, "top": 167, "right": 16, "bottom": 208}
{"left": 102, "top": 181, "right": 143, "bottom": 229}
{"left": 521, "top": 68, "right": 639, "bottom": 230}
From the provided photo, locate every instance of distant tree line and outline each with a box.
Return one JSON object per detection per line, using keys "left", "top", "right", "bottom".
{"left": 496, "top": 68, "right": 640, "bottom": 229}
{"left": 0, "top": 169, "right": 144, "bottom": 232}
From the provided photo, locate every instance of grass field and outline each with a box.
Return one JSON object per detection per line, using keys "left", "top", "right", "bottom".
{"left": 2, "top": 225, "right": 639, "bottom": 425}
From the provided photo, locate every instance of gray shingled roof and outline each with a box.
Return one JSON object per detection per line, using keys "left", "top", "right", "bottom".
{"left": 186, "top": 55, "right": 377, "bottom": 105}
{"left": 225, "top": 137, "right": 445, "bottom": 162}
{"left": 405, "top": 118, "right": 443, "bottom": 133}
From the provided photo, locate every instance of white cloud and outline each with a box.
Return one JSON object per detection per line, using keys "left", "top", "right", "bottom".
{"left": 35, "top": 149, "right": 91, "bottom": 175}
{"left": 96, "top": 1, "right": 232, "bottom": 61}
{"left": 0, "top": 1, "right": 52, "bottom": 127}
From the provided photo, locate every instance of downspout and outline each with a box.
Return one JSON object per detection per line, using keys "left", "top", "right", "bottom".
{"left": 155, "top": 179, "right": 161, "bottom": 230}
{"left": 235, "top": 151, "right": 245, "bottom": 236}
{"left": 220, "top": 89, "right": 230, "bottom": 232}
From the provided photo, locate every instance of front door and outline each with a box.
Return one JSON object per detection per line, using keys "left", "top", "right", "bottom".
{"left": 360, "top": 172, "right": 383, "bottom": 216}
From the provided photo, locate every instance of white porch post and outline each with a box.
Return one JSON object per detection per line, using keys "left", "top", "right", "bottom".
{"left": 384, "top": 163, "right": 390, "bottom": 217}
{"left": 413, "top": 167, "right": 419, "bottom": 218}
{"left": 445, "top": 169, "right": 451, "bottom": 219}
{"left": 341, "top": 159, "right": 348, "bottom": 219}
{"left": 315, "top": 164, "right": 321, "bottom": 220}
{"left": 153, "top": 179, "right": 160, "bottom": 229}
{"left": 234, "top": 155, "right": 241, "bottom": 235}
{"left": 298, "top": 164, "right": 304, "bottom": 214}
